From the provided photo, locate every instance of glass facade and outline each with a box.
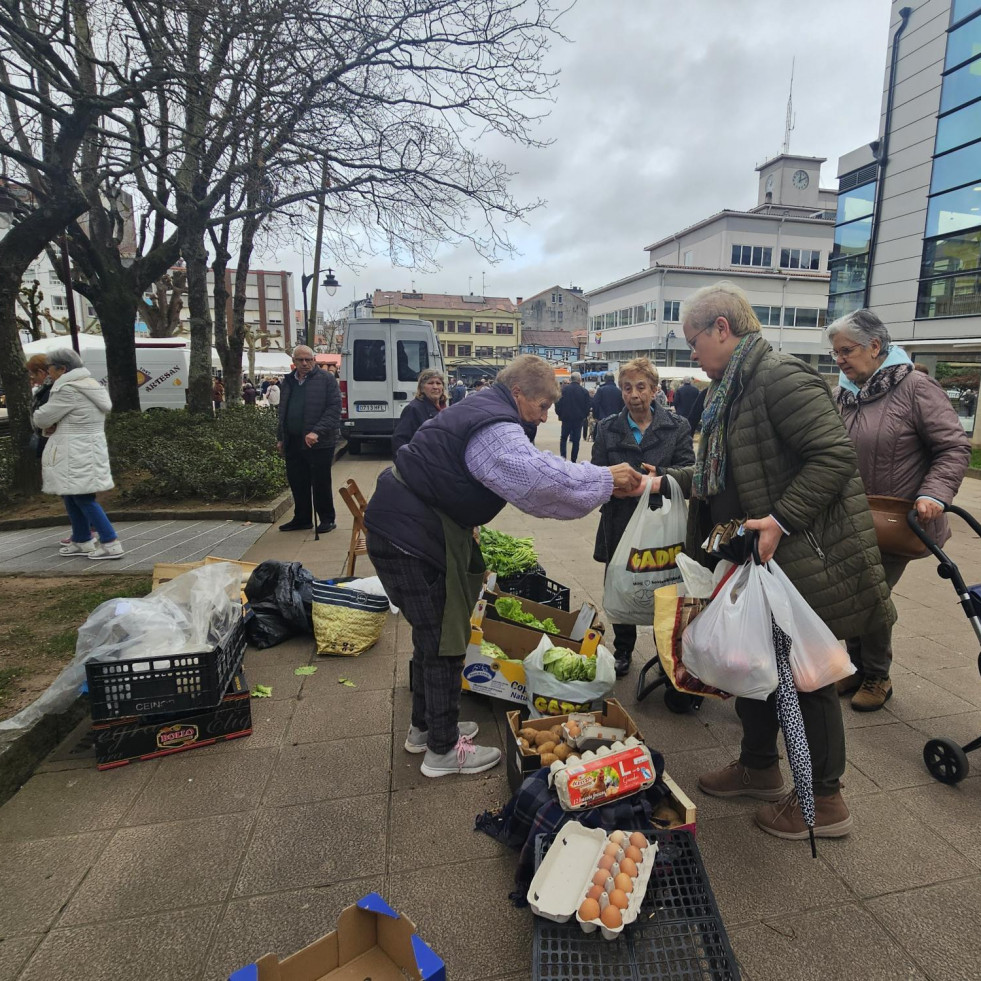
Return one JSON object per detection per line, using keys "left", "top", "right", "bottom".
{"left": 919, "top": 8, "right": 981, "bottom": 318}
{"left": 829, "top": 179, "right": 875, "bottom": 319}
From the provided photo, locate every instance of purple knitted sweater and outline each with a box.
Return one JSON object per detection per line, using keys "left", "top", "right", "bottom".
{"left": 465, "top": 422, "right": 613, "bottom": 519}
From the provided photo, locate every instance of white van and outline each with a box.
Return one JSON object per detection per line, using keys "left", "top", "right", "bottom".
{"left": 339, "top": 317, "right": 444, "bottom": 454}
{"left": 21, "top": 335, "right": 189, "bottom": 410}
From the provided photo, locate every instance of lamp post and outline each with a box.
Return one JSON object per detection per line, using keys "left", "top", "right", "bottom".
{"left": 664, "top": 329, "right": 675, "bottom": 367}
{"left": 299, "top": 268, "right": 340, "bottom": 346}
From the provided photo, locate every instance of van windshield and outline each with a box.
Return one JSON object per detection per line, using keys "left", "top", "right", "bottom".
{"left": 353, "top": 339, "right": 386, "bottom": 381}
{"left": 397, "top": 340, "right": 429, "bottom": 382}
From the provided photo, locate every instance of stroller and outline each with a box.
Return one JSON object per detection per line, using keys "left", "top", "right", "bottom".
{"left": 910, "top": 504, "right": 981, "bottom": 784}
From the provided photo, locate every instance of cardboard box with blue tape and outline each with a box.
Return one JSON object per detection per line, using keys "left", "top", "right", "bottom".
{"left": 228, "top": 893, "right": 445, "bottom": 981}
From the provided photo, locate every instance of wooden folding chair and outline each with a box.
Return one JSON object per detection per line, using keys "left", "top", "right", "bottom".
{"left": 338, "top": 478, "right": 369, "bottom": 576}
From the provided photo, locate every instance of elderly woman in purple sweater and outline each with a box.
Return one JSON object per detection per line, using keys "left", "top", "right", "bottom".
{"left": 365, "top": 355, "right": 644, "bottom": 779}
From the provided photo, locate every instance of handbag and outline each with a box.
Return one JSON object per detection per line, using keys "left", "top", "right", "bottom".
{"left": 866, "top": 495, "right": 929, "bottom": 559}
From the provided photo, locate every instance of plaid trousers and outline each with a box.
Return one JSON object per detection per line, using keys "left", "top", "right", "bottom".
{"left": 367, "top": 534, "right": 464, "bottom": 754}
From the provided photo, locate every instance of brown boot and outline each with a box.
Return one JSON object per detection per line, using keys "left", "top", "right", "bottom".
{"left": 851, "top": 676, "right": 892, "bottom": 712}
{"left": 756, "top": 790, "right": 853, "bottom": 840}
{"left": 836, "top": 672, "right": 862, "bottom": 696}
{"left": 697, "top": 760, "right": 787, "bottom": 801}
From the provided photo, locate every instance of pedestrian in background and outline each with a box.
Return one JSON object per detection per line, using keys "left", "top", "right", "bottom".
{"left": 392, "top": 368, "right": 447, "bottom": 453}
{"left": 828, "top": 309, "right": 970, "bottom": 711}
{"left": 212, "top": 376, "right": 225, "bottom": 413}
{"left": 555, "top": 371, "right": 591, "bottom": 461}
{"left": 591, "top": 371, "right": 624, "bottom": 423}
{"left": 243, "top": 380, "right": 258, "bottom": 405}
{"left": 265, "top": 377, "right": 280, "bottom": 408}
{"left": 673, "top": 376, "right": 699, "bottom": 419}
{"left": 449, "top": 377, "right": 467, "bottom": 404}
{"left": 27, "top": 354, "right": 53, "bottom": 457}
{"left": 276, "top": 345, "right": 341, "bottom": 533}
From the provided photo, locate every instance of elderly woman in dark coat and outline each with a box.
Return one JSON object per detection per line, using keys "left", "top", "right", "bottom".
{"left": 828, "top": 309, "right": 970, "bottom": 711}
{"left": 591, "top": 357, "right": 695, "bottom": 677}
{"left": 391, "top": 368, "right": 447, "bottom": 453}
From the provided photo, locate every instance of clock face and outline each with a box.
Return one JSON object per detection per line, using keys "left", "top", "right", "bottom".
{"left": 765, "top": 174, "right": 775, "bottom": 193}
{"left": 792, "top": 169, "right": 809, "bottom": 190}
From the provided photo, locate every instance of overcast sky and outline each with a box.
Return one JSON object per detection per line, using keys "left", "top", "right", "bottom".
{"left": 272, "top": 0, "right": 892, "bottom": 312}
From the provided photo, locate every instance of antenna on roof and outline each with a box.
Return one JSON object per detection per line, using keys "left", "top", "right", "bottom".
{"left": 782, "top": 57, "right": 796, "bottom": 154}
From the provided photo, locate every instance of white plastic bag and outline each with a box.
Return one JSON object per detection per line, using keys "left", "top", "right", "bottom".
{"left": 602, "top": 475, "right": 688, "bottom": 625}
{"left": 759, "top": 560, "right": 855, "bottom": 692}
{"left": 681, "top": 560, "right": 780, "bottom": 700}
{"left": 523, "top": 633, "right": 617, "bottom": 718}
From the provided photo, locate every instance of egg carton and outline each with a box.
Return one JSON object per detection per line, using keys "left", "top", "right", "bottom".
{"left": 525, "top": 821, "right": 658, "bottom": 942}
{"left": 548, "top": 738, "right": 658, "bottom": 811}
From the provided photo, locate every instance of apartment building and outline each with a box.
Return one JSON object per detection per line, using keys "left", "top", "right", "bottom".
{"left": 517, "top": 286, "right": 589, "bottom": 333}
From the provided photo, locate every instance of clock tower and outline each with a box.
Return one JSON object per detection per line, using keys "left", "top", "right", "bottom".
{"left": 755, "top": 153, "right": 826, "bottom": 208}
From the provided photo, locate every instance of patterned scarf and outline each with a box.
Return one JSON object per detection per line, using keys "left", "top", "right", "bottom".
{"left": 834, "top": 362, "right": 912, "bottom": 408}
{"left": 692, "top": 333, "right": 761, "bottom": 500}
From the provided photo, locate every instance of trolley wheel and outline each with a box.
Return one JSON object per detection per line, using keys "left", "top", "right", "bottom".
{"left": 664, "top": 687, "right": 698, "bottom": 714}
{"left": 923, "top": 737, "right": 970, "bottom": 784}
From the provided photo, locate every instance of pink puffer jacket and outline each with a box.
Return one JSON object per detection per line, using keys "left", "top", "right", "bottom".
{"left": 836, "top": 370, "right": 971, "bottom": 547}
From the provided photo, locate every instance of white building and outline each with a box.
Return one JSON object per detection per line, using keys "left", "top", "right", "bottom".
{"left": 587, "top": 154, "right": 840, "bottom": 374}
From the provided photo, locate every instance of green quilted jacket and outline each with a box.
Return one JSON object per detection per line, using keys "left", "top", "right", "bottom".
{"left": 664, "top": 338, "right": 895, "bottom": 641}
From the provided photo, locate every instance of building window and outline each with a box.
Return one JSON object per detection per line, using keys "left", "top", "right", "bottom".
{"left": 683, "top": 249, "right": 695, "bottom": 266}
{"left": 781, "top": 307, "right": 825, "bottom": 328}
{"left": 780, "top": 248, "right": 821, "bottom": 270}
{"left": 475, "top": 345, "right": 494, "bottom": 358}
{"left": 435, "top": 319, "right": 444, "bottom": 330}
{"left": 457, "top": 343, "right": 472, "bottom": 356}
{"left": 495, "top": 323, "right": 513, "bottom": 334}
{"left": 620, "top": 307, "right": 633, "bottom": 326}
{"left": 457, "top": 321, "right": 471, "bottom": 333}
{"left": 446, "top": 343, "right": 456, "bottom": 357}
{"left": 663, "top": 300, "right": 681, "bottom": 322}
{"left": 558, "top": 310, "right": 563, "bottom": 322}
{"left": 445, "top": 320, "right": 455, "bottom": 332}
{"left": 731, "top": 244, "right": 773, "bottom": 267}
{"left": 52, "top": 295, "right": 67, "bottom": 310}
{"left": 475, "top": 321, "right": 493, "bottom": 334}
{"left": 752, "top": 305, "right": 782, "bottom": 326}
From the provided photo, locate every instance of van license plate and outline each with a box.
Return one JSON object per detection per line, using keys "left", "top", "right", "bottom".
{"left": 355, "top": 401, "right": 388, "bottom": 413}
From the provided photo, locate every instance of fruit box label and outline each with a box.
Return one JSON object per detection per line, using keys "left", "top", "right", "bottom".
{"left": 563, "top": 749, "right": 655, "bottom": 808}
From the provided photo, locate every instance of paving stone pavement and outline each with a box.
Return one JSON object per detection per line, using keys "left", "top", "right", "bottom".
{"left": 2, "top": 419, "right": 981, "bottom": 980}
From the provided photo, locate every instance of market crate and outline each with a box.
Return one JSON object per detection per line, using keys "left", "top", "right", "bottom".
{"left": 533, "top": 829, "right": 740, "bottom": 980}
{"left": 85, "top": 617, "right": 247, "bottom": 722}
{"left": 495, "top": 568, "right": 570, "bottom": 612}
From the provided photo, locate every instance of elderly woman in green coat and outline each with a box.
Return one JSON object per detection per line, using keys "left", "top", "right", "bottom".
{"left": 650, "top": 281, "right": 895, "bottom": 843}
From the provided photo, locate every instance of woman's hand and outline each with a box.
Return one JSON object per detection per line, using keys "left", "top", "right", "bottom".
{"left": 609, "top": 463, "right": 644, "bottom": 497}
{"left": 640, "top": 464, "right": 663, "bottom": 495}
{"left": 742, "top": 515, "right": 783, "bottom": 563}
{"left": 915, "top": 497, "right": 944, "bottom": 521}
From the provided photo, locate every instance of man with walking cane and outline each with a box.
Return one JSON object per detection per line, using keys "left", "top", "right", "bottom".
{"left": 276, "top": 345, "right": 341, "bottom": 533}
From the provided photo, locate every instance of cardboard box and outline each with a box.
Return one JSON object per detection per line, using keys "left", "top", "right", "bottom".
{"left": 228, "top": 893, "right": 445, "bottom": 981}
{"left": 152, "top": 556, "right": 259, "bottom": 592}
{"left": 461, "top": 600, "right": 602, "bottom": 705}
{"left": 482, "top": 585, "right": 603, "bottom": 642}
{"left": 505, "top": 698, "right": 643, "bottom": 792}
{"left": 92, "top": 669, "right": 251, "bottom": 769}
{"left": 653, "top": 772, "right": 698, "bottom": 835}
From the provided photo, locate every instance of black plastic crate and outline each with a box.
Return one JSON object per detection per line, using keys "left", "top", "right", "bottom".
{"left": 496, "top": 567, "right": 570, "bottom": 612}
{"left": 532, "top": 829, "right": 741, "bottom": 981}
{"left": 85, "top": 618, "right": 247, "bottom": 722}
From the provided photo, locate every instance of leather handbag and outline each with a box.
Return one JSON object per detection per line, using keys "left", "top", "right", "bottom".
{"left": 866, "top": 495, "right": 930, "bottom": 559}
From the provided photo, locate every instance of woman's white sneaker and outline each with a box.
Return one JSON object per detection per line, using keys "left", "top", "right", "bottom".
{"left": 88, "top": 540, "right": 124, "bottom": 560}
{"left": 59, "top": 539, "right": 97, "bottom": 555}
{"left": 420, "top": 734, "right": 501, "bottom": 777}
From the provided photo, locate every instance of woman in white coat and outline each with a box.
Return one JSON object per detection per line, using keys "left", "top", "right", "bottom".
{"left": 33, "top": 348, "right": 124, "bottom": 559}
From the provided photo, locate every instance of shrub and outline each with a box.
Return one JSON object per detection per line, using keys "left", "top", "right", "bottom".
{"left": 107, "top": 405, "right": 287, "bottom": 503}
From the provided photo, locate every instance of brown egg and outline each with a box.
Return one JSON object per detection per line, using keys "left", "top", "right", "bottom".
{"left": 578, "top": 898, "right": 601, "bottom": 922}
{"left": 598, "top": 855, "right": 615, "bottom": 871}
{"left": 586, "top": 884, "right": 604, "bottom": 901}
{"left": 624, "top": 845, "right": 643, "bottom": 864}
{"left": 629, "top": 831, "right": 649, "bottom": 850}
{"left": 608, "top": 888, "right": 629, "bottom": 910}
{"left": 609, "top": 830, "right": 625, "bottom": 845}
{"left": 619, "top": 857, "right": 638, "bottom": 878}
{"left": 600, "top": 904, "right": 623, "bottom": 929}
{"left": 614, "top": 872, "right": 633, "bottom": 894}
{"left": 604, "top": 843, "right": 620, "bottom": 859}
{"left": 592, "top": 869, "right": 609, "bottom": 888}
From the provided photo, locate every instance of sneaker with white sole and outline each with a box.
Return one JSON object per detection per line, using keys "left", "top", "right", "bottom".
{"left": 405, "top": 721, "right": 479, "bottom": 754}
{"left": 88, "top": 540, "right": 124, "bottom": 560}
{"left": 420, "top": 734, "right": 501, "bottom": 778}
{"left": 59, "top": 539, "right": 97, "bottom": 556}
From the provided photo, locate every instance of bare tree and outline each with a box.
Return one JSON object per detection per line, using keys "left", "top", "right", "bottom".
{"left": 143, "top": 268, "right": 187, "bottom": 338}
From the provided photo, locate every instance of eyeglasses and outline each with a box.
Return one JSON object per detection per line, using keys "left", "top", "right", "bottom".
{"left": 685, "top": 323, "right": 715, "bottom": 351}
{"left": 830, "top": 345, "right": 860, "bottom": 361}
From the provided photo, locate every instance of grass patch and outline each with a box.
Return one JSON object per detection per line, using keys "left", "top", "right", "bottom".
{"left": 972, "top": 447, "right": 981, "bottom": 470}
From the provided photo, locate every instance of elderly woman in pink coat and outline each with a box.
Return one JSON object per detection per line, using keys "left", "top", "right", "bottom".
{"left": 828, "top": 309, "right": 970, "bottom": 711}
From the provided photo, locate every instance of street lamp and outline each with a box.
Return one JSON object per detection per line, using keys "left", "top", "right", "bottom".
{"left": 663, "top": 329, "right": 675, "bottom": 367}
{"left": 300, "top": 268, "right": 341, "bottom": 346}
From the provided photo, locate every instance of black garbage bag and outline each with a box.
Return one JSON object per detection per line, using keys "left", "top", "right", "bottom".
{"left": 244, "top": 560, "right": 315, "bottom": 649}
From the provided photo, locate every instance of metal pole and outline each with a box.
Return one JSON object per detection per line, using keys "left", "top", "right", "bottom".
{"left": 308, "top": 157, "right": 330, "bottom": 341}
{"left": 59, "top": 237, "right": 80, "bottom": 354}
{"left": 300, "top": 276, "right": 310, "bottom": 348}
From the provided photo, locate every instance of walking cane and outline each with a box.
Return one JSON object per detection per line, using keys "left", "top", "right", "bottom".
{"left": 312, "top": 484, "right": 319, "bottom": 542}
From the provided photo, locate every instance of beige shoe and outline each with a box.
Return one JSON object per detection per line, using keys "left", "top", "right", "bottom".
{"left": 697, "top": 760, "right": 788, "bottom": 801}
{"left": 836, "top": 672, "right": 863, "bottom": 696}
{"left": 851, "top": 676, "right": 892, "bottom": 712}
{"left": 756, "top": 790, "right": 853, "bottom": 840}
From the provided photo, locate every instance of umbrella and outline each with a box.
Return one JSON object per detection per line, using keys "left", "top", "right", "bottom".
{"left": 771, "top": 614, "right": 817, "bottom": 858}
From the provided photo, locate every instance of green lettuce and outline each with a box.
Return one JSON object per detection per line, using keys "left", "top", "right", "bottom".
{"left": 494, "top": 596, "right": 559, "bottom": 634}
{"left": 542, "top": 646, "right": 597, "bottom": 682}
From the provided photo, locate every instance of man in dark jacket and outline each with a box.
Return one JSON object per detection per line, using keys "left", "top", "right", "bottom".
{"left": 554, "top": 372, "right": 592, "bottom": 461}
{"left": 672, "top": 377, "right": 700, "bottom": 419}
{"left": 276, "top": 345, "right": 342, "bottom": 532}
{"left": 449, "top": 378, "right": 467, "bottom": 404}
{"left": 591, "top": 373, "right": 624, "bottom": 423}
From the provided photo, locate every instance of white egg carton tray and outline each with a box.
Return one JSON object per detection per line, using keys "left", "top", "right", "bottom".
{"left": 525, "top": 821, "right": 658, "bottom": 941}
